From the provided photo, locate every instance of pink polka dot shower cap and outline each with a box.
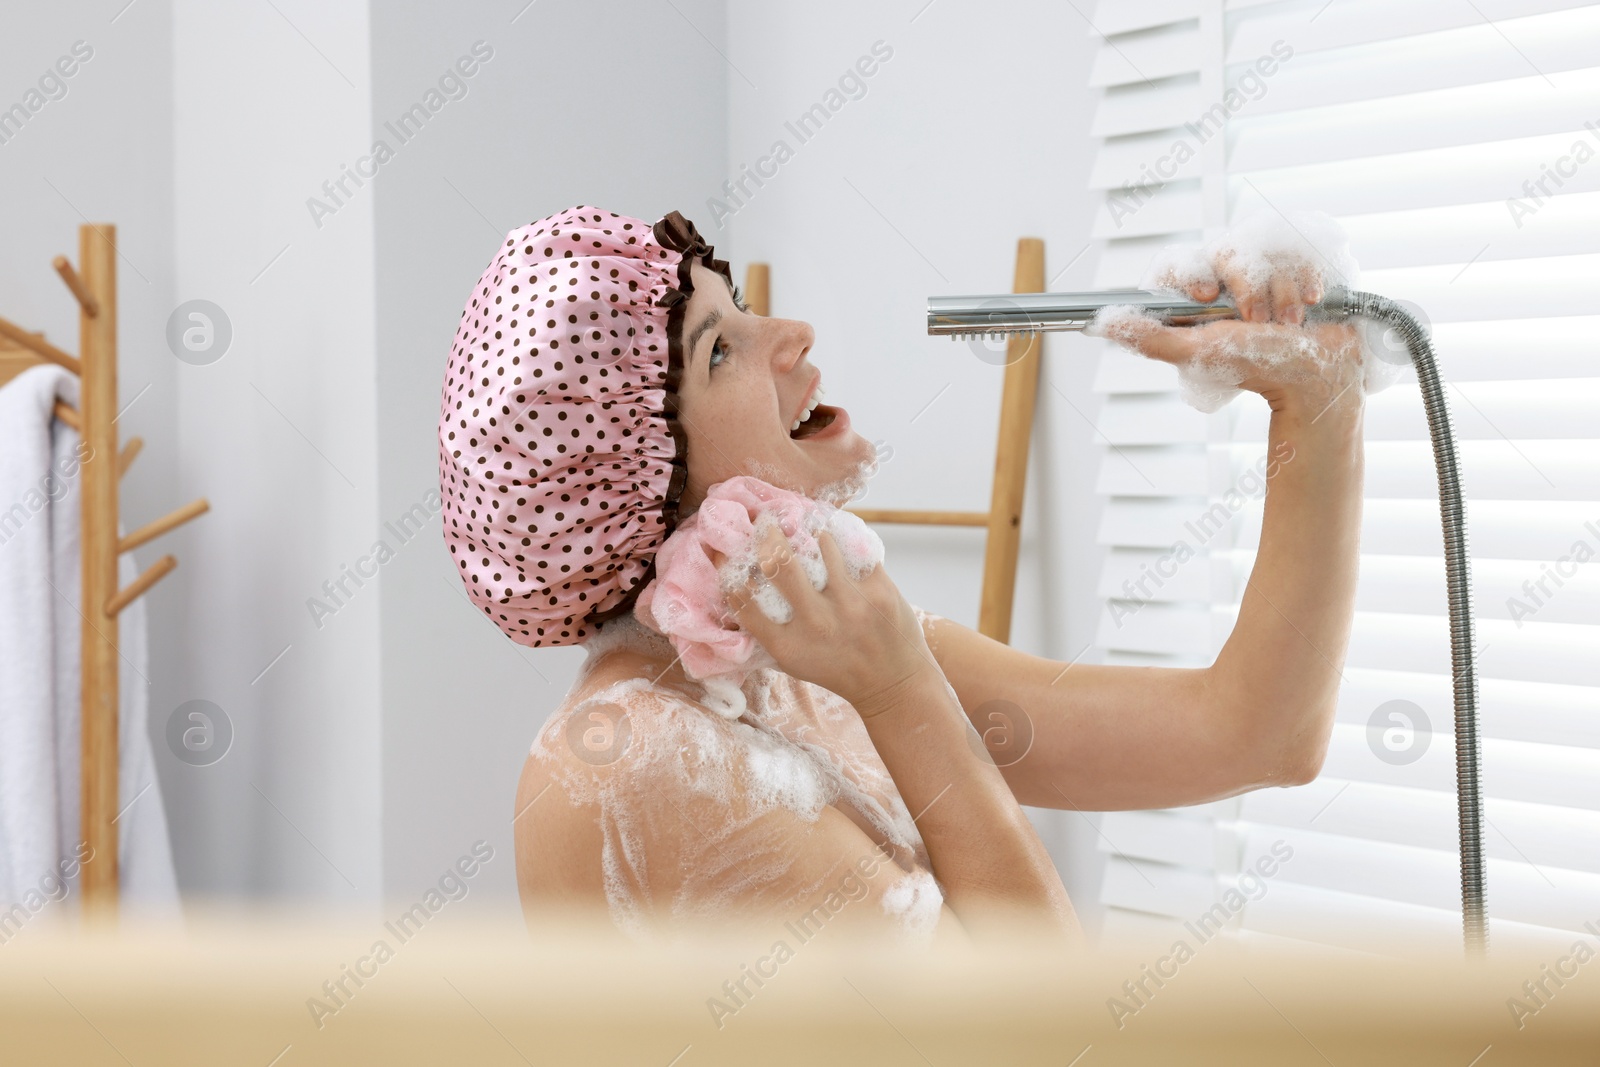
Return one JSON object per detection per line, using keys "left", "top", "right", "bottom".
{"left": 437, "top": 204, "right": 732, "bottom": 646}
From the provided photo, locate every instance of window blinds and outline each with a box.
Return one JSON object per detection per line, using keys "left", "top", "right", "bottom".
{"left": 1084, "top": 0, "right": 1600, "bottom": 957}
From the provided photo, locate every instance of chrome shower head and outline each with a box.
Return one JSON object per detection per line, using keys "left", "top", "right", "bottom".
{"left": 926, "top": 286, "right": 1353, "bottom": 340}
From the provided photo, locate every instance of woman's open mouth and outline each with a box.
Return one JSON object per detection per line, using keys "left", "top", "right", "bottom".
{"left": 787, "top": 404, "right": 838, "bottom": 441}
{"left": 788, "top": 375, "right": 849, "bottom": 441}
{"left": 790, "top": 403, "right": 846, "bottom": 440}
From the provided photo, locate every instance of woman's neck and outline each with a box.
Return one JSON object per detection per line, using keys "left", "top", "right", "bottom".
{"left": 581, "top": 612, "right": 677, "bottom": 666}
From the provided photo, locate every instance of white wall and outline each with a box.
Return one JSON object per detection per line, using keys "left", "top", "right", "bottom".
{"left": 168, "top": 0, "right": 383, "bottom": 907}
{"left": 722, "top": 0, "right": 1109, "bottom": 932}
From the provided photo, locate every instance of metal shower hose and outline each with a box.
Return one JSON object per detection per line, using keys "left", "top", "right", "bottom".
{"left": 1342, "top": 290, "right": 1487, "bottom": 958}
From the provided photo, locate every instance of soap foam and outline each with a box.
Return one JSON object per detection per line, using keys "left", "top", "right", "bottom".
{"left": 702, "top": 500, "right": 887, "bottom": 713}
{"left": 697, "top": 674, "right": 748, "bottom": 720}
{"left": 715, "top": 451, "right": 886, "bottom": 617}
{"left": 582, "top": 602, "right": 678, "bottom": 664}
{"left": 812, "top": 453, "right": 882, "bottom": 507}
{"left": 533, "top": 671, "right": 836, "bottom": 938}
{"left": 720, "top": 501, "right": 885, "bottom": 628}
{"left": 1085, "top": 208, "right": 1405, "bottom": 413}
{"left": 880, "top": 868, "right": 943, "bottom": 944}
{"left": 532, "top": 642, "right": 940, "bottom": 941}
{"left": 740, "top": 452, "right": 882, "bottom": 510}
{"left": 1145, "top": 208, "right": 1360, "bottom": 300}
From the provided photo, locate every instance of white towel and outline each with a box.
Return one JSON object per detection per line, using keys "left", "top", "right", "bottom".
{"left": 0, "top": 363, "right": 179, "bottom": 927}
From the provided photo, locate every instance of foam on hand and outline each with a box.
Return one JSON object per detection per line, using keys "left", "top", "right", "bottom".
{"left": 633, "top": 474, "right": 885, "bottom": 720}
{"left": 1084, "top": 208, "right": 1405, "bottom": 413}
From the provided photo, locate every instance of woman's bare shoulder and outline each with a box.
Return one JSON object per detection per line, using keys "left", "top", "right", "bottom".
{"left": 514, "top": 650, "right": 655, "bottom": 901}
{"left": 514, "top": 648, "right": 730, "bottom": 897}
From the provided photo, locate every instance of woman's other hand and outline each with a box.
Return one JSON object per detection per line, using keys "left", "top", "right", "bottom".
{"left": 708, "top": 525, "right": 935, "bottom": 715}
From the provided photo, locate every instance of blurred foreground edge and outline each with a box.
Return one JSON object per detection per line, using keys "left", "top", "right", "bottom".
{"left": 0, "top": 904, "right": 1595, "bottom": 1065}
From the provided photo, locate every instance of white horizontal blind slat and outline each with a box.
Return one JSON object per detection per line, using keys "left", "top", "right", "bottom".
{"left": 1225, "top": 0, "right": 1598, "bottom": 63}
{"left": 1091, "top": 80, "right": 1205, "bottom": 139}
{"left": 1229, "top": 72, "right": 1600, "bottom": 175}
{"left": 1228, "top": 7, "right": 1600, "bottom": 115}
{"left": 1306, "top": 723, "right": 1600, "bottom": 810}
{"left": 1331, "top": 192, "right": 1600, "bottom": 269}
{"left": 1238, "top": 877, "right": 1579, "bottom": 957}
{"left": 1088, "top": 22, "right": 1204, "bottom": 88}
{"left": 1239, "top": 825, "right": 1600, "bottom": 932}
{"left": 1235, "top": 136, "right": 1600, "bottom": 218}
{"left": 1100, "top": 854, "right": 1218, "bottom": 919}
{"left": 1241, "top": 781, "right": 1600, "bottom": 874}
{"left": 1330, "top": 667, "right": 1600, "bottom": 749}
{"left": 1092, "top": 0, "right": 1205, "bottom": 37}
{"left": 1099, "top": 810, "right": 1219, "bottom": 867}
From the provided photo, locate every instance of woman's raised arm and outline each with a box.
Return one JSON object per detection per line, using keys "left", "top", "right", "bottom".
{"left": 926, "top": 250, "right": 1367, "bottom": 812}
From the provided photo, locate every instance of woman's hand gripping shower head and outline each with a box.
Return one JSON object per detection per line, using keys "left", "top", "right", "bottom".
{"left": 1084, "top": 207, "right": 1406, "bottom": 416}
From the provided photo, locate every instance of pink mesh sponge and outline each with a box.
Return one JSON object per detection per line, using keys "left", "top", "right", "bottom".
{"left": 633, "top": 476, "right": 884, "bottom": 719}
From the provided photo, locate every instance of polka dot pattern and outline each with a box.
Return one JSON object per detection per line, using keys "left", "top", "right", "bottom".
{"left": 436, "top": 204, "right": 731, "bottom": 647}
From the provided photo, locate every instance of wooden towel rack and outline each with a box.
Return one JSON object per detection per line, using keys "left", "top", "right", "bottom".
{"left": 742, "top": 237, "right": 1044, "bottom": 644}
{"left": 0, "top": 223, "right": 210, "bottom": 921}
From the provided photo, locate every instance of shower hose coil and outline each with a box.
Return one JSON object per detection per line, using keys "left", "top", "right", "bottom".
{"left": 1343, "top": 291, "right": 1487, "bottom": 959}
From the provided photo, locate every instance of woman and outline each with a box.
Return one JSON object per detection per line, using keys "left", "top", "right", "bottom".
{"left": 438, "top": 205, "right": 1366, "bottom": 945}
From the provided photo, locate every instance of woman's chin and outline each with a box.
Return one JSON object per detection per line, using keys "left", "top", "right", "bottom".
{"left": 773, "top": 408, "right": 878, "bottom": 496}
{"left": 844, "top": 428, "right": 876, "bottom": 464}
{"left": 814, "top": 433, "right": 879, "bottom": 502}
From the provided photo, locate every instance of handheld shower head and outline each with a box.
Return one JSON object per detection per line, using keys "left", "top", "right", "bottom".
{"left": 926, "top": 284, "right": 1486, "bottom": 959}
{"left": 926, "top": 286, "right": 1353, "bottom": 339}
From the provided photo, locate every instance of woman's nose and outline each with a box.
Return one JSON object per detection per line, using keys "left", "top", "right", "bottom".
{"left": 770, "top": 318, "right": 813, "bottom": 373}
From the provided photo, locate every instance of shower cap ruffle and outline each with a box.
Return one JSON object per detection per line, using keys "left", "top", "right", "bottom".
{"left": 437, "top": 204, "right": 732, "bottom": 646}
